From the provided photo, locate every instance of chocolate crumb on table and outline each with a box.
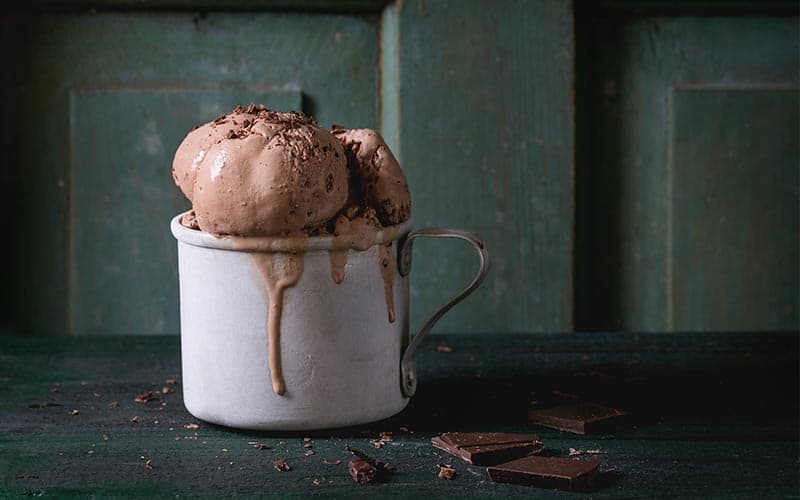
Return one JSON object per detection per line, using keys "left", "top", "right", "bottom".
{"left": 431, "top": 432, "right": 544, "bottom": 466}
{"left": 273, "top": 460, "right": 291, "bottom": 472}
{"left": 345, "top": 445, "right": 393, "bottom": 484}
{"left": 437, "top": 463, "right": 457, "bottom": 480}
{"left": 134, "top": 391, "right": 155, "bottom": 403}
{"left": 528, "top": 402, "right": 627, "bottom": 435}
{"left": 349, "top": 459, "right": 378, "bottom": 484}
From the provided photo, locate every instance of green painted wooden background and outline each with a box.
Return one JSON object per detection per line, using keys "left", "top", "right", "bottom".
{"left": 1, "top": 1, "right": 797, "bottom": 335}
{"left": 574, "top": 6, "right": 799, "bottom": 331}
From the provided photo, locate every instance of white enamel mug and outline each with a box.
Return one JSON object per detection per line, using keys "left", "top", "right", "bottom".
{"left": 170, "top": 213, "right": 489, "bottom": 430}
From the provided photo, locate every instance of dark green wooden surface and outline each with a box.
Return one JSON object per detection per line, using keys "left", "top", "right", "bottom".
{"left": 393, "top": 0, "right": 575, "bottom": 334}
{"left": 1, "top": 333, "right": 797, "bottom": 497}
{"left": 575, "top": 9, "right": 799, "bottom": 331}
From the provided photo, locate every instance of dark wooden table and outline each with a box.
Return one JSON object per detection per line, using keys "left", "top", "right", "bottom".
{"left": 1, "top": 332, "right": 797, "bottom": 498}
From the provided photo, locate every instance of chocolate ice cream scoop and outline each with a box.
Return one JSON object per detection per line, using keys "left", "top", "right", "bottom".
{"left": 173, "top": 106, "right": 348, "bottom": 236}
{"left": 332, "top": 127, "right": 411, "bottom": 227}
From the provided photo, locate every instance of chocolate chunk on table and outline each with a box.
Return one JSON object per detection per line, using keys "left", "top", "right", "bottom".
{"left": 345, "top": 445, "right": 393, "bottom": 484}
{"left": 431, "top": 432, "right": 544, "bottom": 466}
{"left": 487, "top": 456, "right": 603, "bottom": 491}
{"left": 528, "top": 402, "right": 626, "bottom": 434}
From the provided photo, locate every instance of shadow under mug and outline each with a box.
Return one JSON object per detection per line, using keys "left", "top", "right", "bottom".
{"left": 170, "top": 213, "right": 489, "bottom": 430}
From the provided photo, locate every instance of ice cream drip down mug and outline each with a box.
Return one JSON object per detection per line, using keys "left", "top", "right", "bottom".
{"left": 171, "top": 214, "right": 489, "bottom": 430}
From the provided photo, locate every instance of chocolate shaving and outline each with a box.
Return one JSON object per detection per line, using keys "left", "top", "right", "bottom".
{"left": 345, "top": 445, "right": 393, "bottom": 483}
{"left": 134, "top": 391, "right": 155, "bottom": 403}
{"left": 273, "top": 459, "right": 291, "bottom": 472}
{"left": 437, "top": 463, "right": 457, "bottom": 480}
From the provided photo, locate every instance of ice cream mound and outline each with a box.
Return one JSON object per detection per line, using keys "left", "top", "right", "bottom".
{"left": 172, "top": 104, "right": 411, "bottom": 239}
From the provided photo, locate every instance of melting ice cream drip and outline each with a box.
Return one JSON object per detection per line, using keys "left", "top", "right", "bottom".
{"left": 329, "top": 249, "right": 348, "bottom": 284}
{"left": 251, "top": 252, "right": 304, "bottom": 396}
{"left": 378, "top": 243, "right": 396, "bottom": 323}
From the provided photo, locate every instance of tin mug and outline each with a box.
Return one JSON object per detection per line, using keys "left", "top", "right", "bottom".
{"left": 170, "top": 212, "right": 489, "bottom": 430}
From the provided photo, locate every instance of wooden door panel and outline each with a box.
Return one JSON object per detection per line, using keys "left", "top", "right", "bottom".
{"left": 2, "top": 10, "right": 378, "bottom": 335}
{"left": 577, "top": 12, "right": 798, "bottom": 331}
{"left": 669, "top": 88, "right": 798, "bottom": 330}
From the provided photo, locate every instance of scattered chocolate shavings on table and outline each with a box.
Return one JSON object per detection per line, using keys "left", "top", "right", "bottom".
{"left": 165, "top": 379, "right": 178, "bottom": 386}
{"left": 371, "top": 431, "right": 394, "bottom": 448}
{"left": 109, "top": 401, "right": 119, "bottom": 408}
{"left": 437, "top": 463, "right": 457, "bottom": 480}
{"left": 145, "top": 459, "right": 154, "bottom": 470}
{"left": 161, "top": 387, "right": 173, "bottom": 394}
{"left": 248, "top": 442, "right": 270, "bottom": 450}
{"left": 70, "top": 409, "right": 80, "bottom": 416}
{"left": 349, "top": 459, "right": 378, "bottom": 484}
{"left": 323, "top": 459, "right": 341, "bottom": 465}
{"left": 345, "top": 445, "right": 393, "bottom": 484}
{"left": 184, "top": 423, "right": 199, "bottom": 430}
{"left": 273, "top": 460, "right": 291, "bottom": 472}
{"left": 134, "top": 392, "right": 155, "bottom": 403}
{"left": 130, "top": 416, "right": 140, "bottom": 423}
{"left": 569, "top": 448, "right": 607, "bottom": 457}
{"left": 436, "top": 345, "right": 454, "bottom": 353}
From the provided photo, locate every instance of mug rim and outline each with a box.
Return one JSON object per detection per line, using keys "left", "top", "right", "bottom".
{"left": 170, "top": 211, "right": 413, "bottom": 252}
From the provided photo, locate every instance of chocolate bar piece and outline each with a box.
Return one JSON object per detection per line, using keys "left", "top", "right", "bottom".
{"left": 431, "top": 432, "right": 544, "bottom": 466}
{"left": 528, "top": 403, "right": 626, "bottom": 434}
{"left": 487, "top": 456, "right": 602, "bottom": 491}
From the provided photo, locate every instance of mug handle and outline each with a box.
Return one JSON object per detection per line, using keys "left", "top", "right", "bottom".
{"left": 397, "top": 228, "right": 491, "bottom": 397}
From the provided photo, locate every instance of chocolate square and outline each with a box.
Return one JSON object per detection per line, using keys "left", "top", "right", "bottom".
{"left": 487, "top": 456, "right": 602, "bottom": 491}
{"left": 528, "top": 402, "right": 626, "bottom": 434}
{"left": 431, "top": 432, "right": 544, "bottom": 466}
